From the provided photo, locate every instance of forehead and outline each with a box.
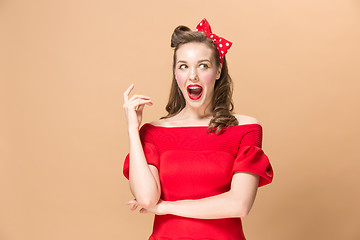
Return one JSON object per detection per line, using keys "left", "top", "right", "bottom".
{"left": 176, "top": 42, "right": 214, "bottom": 62}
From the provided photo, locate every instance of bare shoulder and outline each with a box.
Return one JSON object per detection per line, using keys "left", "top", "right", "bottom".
{"left": 233, "top": 114, "right": 261, "bottom": 125}
{"left": 149, "top": 118, "right": 170, "bottom": 127}
{"left": 148, "top": 119, "right": 162, "bottom": 127}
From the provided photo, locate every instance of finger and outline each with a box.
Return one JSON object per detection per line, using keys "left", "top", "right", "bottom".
{"left": 136, "top": 104, "right": 145, "bottom": 112}
{"left": 128, "top": 94, "right": 151, "bottom": 102}
{"left": 129, "top": 99, "right": 153, "bottom": 110}
{"left": 123, "top": 83, "right": 134, "bottom": 102}
{"left": 136, "top": 101, "right": 155, "bottom": 113}
{"left": 136, "top": 101, "right": 153, "bottom": 109}
{"left": 126, "top": 201, "right": 135, "bottom": 205}
{"left": 125, "top": 199, "right": 137, "bottom": 204}
{"left": 127, "top": 201, "right": 138, "bottom": 209}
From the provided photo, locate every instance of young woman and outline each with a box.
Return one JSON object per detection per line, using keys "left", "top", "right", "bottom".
{"left": 122, "top": 18, "right": 274, "bottom": 240}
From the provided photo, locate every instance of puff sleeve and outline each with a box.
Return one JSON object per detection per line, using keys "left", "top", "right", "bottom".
{"left": 123, "top": 124, "right": 160, "bottom": 180}
{"left": 232, "top": 125, "right": 274, "bottom": 187}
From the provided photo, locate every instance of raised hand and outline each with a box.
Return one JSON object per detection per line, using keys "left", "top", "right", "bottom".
{"left": 123, "top": 83, "right": 153, "bottom": 131}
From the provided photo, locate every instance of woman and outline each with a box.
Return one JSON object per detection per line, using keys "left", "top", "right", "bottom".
{"left": 122, "top": 18, "right": 274, "bottom": 240}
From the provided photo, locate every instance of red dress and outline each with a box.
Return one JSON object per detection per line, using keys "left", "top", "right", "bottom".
{"left": 123, "top": 123, "right": 274, "bottom": 240}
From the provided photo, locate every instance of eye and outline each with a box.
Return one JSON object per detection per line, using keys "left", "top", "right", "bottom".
{"left": 199, "top": 63, "right": 209, "bottom": 69}
{"left": 179, "top": 64, "right": 187, "bottom": 69}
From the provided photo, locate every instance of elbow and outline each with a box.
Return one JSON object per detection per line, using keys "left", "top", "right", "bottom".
{"left": 235, "top": 203, "right": 251, "bottom": 218}
{"left": 130, "top": 184, "right": 161, "bottom": 209}
{"left": 136, "top": 191, "right": 161, "bottom": 209}
{"left": 236, "top": 208, "right": 250, "bottom": 218}
{"left": 138, "top": 198, "right": 159, "bottom": 209}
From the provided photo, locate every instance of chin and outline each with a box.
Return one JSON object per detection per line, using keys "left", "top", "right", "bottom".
{"left": 185, "top": 97, "right": 209, "bottom": 109}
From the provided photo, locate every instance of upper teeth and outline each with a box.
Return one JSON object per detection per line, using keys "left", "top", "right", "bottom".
{"left": 189, "top": 86, "right": 201, "bottom": 89}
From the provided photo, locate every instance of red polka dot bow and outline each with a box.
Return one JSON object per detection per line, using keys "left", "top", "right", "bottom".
{"left": 195, "top": 18, "right": 232, "bottom": 63}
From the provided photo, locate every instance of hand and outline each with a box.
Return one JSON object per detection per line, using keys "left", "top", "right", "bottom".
{"left": 125, "top": 198, "right": 168, "bottom": 215}
{"left": 123, "top": 83, "right": 153, "bottom": 130}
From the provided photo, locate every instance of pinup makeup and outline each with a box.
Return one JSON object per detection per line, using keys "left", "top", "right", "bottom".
{"left": 187, "top": 84, "right": 203, "bottom": 100}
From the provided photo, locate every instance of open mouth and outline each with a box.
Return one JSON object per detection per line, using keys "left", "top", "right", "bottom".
{"left": 187, "top": 84, "right": 203, "bottom": 100}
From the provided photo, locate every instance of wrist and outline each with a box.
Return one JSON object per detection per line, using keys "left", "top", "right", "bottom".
{"left": 160, "top": 200, "right": 172, "bottom": 215}
{"left": 127, "top": 126, "right": 139, "bottom": 134}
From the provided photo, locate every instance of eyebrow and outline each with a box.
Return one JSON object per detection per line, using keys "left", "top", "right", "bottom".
{"left": 177, "top": 59, "right": 211, "bottom": 64}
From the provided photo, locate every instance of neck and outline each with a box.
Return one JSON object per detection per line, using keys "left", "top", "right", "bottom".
{"left": 178, "top": 103, "right": 213, "bottom": 121}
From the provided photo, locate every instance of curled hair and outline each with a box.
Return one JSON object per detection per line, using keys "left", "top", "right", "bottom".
{"left": 160, "top": 24, "right": 238, "bottom": 134}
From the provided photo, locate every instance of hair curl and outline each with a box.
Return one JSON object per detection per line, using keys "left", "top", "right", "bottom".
{"left": 160, "top": 25, "right": 239, "bottom": 134}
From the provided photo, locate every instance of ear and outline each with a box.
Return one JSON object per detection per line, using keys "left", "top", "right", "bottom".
{"left": 216, "top": 63, "right": 222, "bottom": 80}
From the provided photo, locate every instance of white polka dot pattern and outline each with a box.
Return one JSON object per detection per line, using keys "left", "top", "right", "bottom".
{"left": 195, "top": 18, "right": 232, "bottom": 63}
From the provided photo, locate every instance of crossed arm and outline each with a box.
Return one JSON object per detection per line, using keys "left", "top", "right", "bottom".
{"left": 126, "top": 171, "right": 260, "bottom": 219}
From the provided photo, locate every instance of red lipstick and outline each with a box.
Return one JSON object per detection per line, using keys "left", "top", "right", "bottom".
{"left": 187, "top": 84, "right": 203, "bottom": 100}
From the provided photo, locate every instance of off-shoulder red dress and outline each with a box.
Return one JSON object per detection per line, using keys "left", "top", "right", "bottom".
{"left": 123, "top": 123, "right": 273, "bottom": 240}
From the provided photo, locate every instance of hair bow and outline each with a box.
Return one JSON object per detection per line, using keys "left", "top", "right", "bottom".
{"left": 195, "top": 18, "right": 232, "bottom": 64}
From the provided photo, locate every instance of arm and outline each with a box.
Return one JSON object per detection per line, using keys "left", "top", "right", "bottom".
{"left": 122, "top": 84, "right": 160, "bottom": 209}
{"left": 162, "top": 172, "right": 259, "bottom": 219}
{"left": 127, "top": 128, "right": 161, "bottom": 209}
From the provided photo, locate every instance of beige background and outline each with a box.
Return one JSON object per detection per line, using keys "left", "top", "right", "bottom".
{"left": 1, "top": 0, "right": 360, "bottom": 239}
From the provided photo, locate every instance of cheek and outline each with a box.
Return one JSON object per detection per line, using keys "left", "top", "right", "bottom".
{"left": 175, "top": 73, "right": 186, "bottom": 85}
{"left": 202, "top": 72, "right": 216, "bottom": 84}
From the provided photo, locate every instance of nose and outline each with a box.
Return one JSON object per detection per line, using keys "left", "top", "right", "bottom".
{"left": 188, "top": 67, "right": 198, "bottom": 81}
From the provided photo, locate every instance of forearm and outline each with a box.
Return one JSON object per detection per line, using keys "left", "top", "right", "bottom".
{"left": 163, "top": 191, "right": 244, "bottom": 219}
{"left": 128, "top": 128, "right": 160, "bottom": 208}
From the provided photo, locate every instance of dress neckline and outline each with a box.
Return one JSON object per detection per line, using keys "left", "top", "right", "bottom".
{"left": 145, "top": 123, "right": 261, "bottom": 129}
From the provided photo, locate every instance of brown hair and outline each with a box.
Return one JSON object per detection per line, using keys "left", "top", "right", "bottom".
{"left": 160, "top": 25, "right": 239, "bottom": 134}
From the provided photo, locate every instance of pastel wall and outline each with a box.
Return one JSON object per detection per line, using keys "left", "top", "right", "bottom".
{"left": 1, "top": 0, "right": 359, "bottom": 239}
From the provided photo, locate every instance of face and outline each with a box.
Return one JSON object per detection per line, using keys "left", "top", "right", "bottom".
{"left": 174, "top": 42, "right": 222, "bottom": 110}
